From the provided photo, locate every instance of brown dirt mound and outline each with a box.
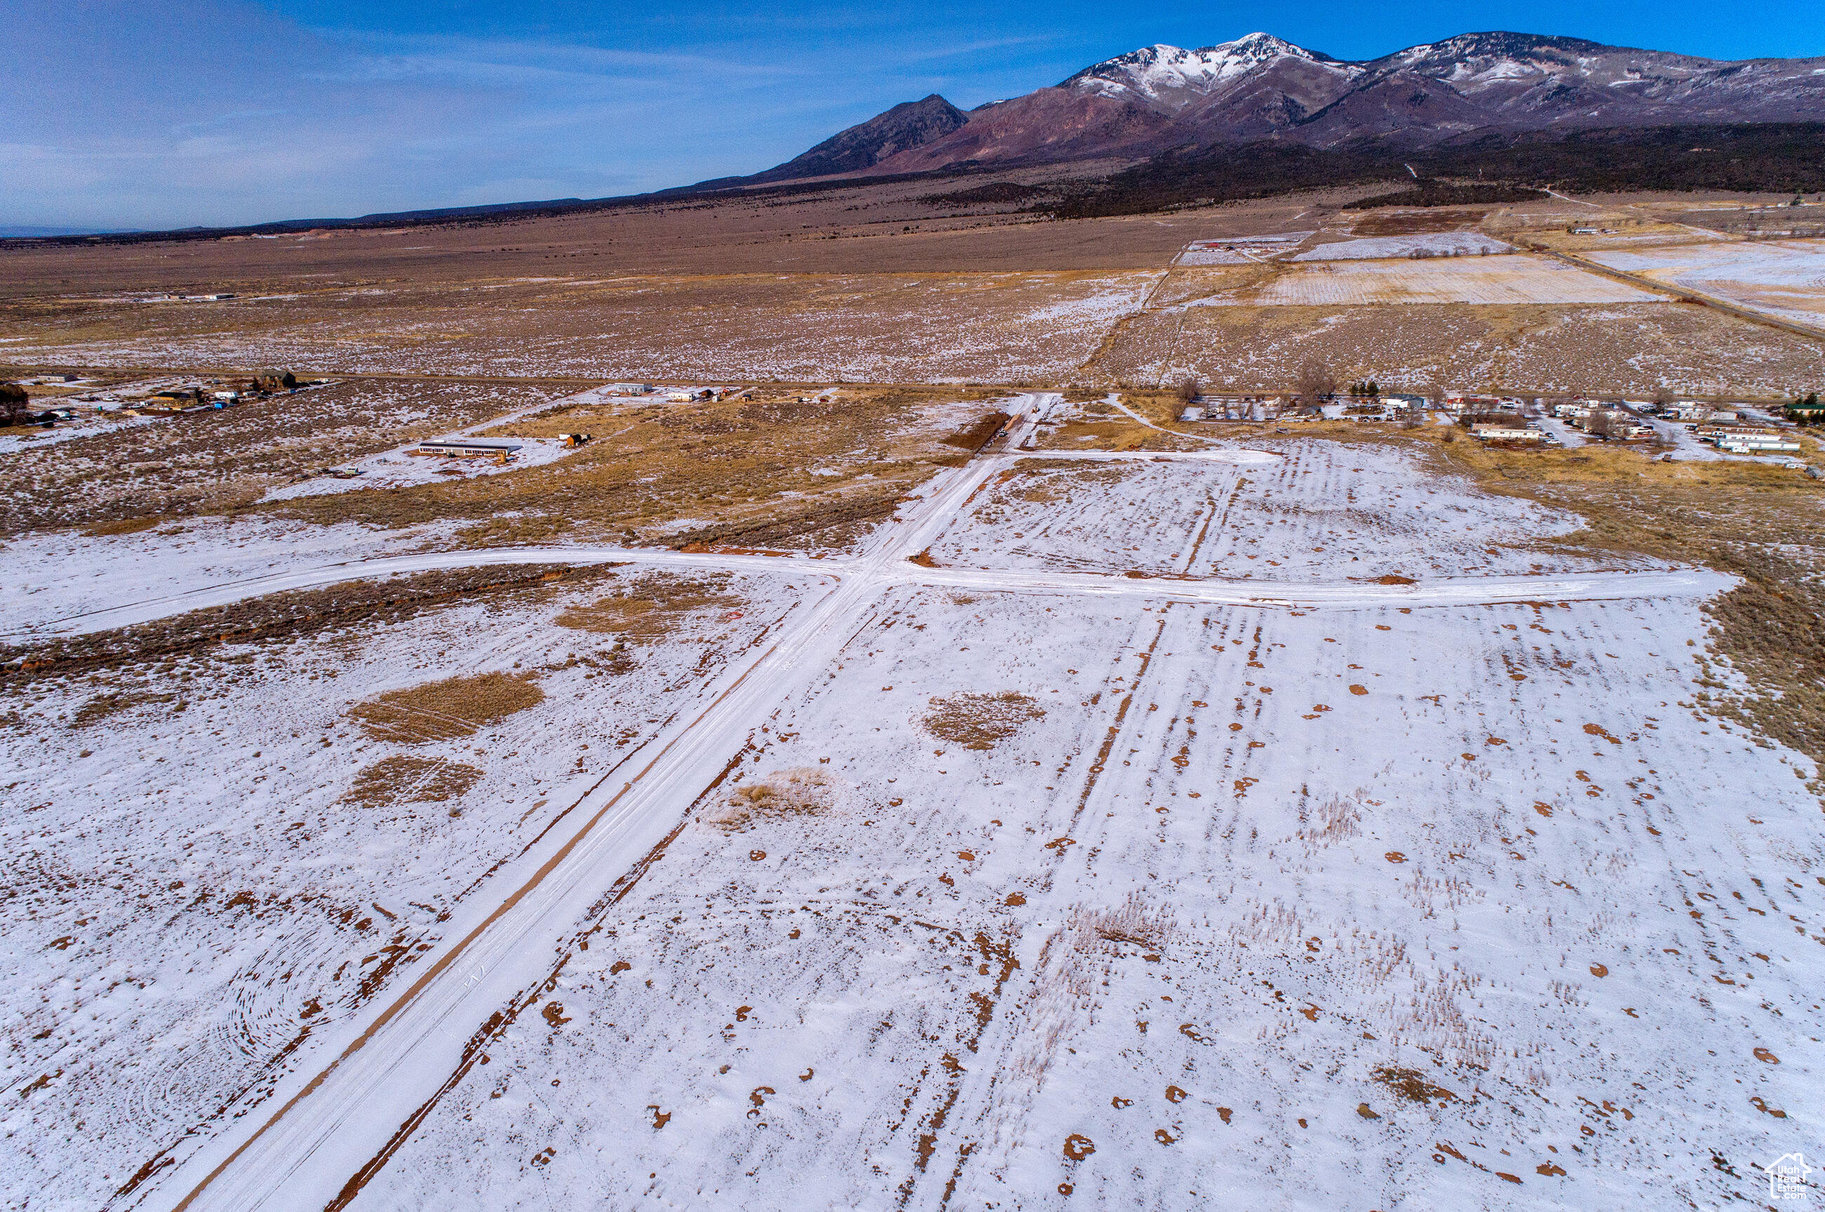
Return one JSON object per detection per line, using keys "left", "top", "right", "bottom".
{"left": 1372, "top": 1065, "right": 1458, "bottom": 1105}
{"left": 925, "top": 691, "right": 1045, "bottom": 750}
{"left": 350, "top": 671, "right": 544, "bottom": 742}
{"left": 941, "top": 412, "right": 1011, "bottom": 451}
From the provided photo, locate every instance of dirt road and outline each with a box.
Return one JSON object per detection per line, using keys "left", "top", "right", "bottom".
{"left": 143, "top": 398, "right": 1047, "bottom": 1212}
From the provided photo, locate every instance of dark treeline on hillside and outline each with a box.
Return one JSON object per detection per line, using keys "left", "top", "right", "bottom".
{"left": 1040, "top": 123, "right": 1825, "bottom": 218}
{"left": 1348, "top": 183, "right": 1548, "bottom": 208}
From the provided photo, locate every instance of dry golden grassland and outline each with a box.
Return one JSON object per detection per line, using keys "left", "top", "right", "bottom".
{"left": 554, "top": 571, "right": 740, "bottom": 639}
{"left": 267, "top": 385, "right": 1011, "bottom": 552}
{"left": 343, "top": 755, "right": 485, "bottom": 811}
{"left": 0, "top": 185, "right": 1322, "bottom": 306}
{"left": 0, "top": 270, "right": 1156, "bottom": 384}
{"left": 349, "top": 671, "right": 546, "bottom": 743}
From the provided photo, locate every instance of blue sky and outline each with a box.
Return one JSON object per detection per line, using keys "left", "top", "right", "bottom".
{"left": 5, "top": 0, "right": 1822, "bottom": 231}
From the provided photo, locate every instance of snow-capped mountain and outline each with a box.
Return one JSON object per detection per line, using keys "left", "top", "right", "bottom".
{"left": 743, "top": 31, "right": 1825, "bottom": 181}
{"left": 1061, "top": 34, "right": 1359, "bottom": 110}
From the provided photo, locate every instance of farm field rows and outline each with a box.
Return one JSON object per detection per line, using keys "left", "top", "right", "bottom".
{"left": 1188, "top": 254, "right": 1661, "bottom": 307}
{"left": 1586, "top": 237, "right": 1825, "bottom": 329}
{"left": 925, "top": 441, "right": 1651, "bottom": 581}
{"left": 1292, "top": 232, "right": 1514, "bottom": 260}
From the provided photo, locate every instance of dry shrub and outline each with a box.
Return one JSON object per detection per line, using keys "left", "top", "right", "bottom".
{"left": 1401, "top": 873, "right": 1485, "bottom": 917}
{"left": 350, "top": 671, "right": 544, "bottom": 742}
{"left": 1299, "top": 792, "right": 1363, "bottom": 850}
{"left": 344, "top": 755, "right": 483, "bottom": 809}
{"left": 1371, "top": 1065, "right": 1458, "bottom": 1105}
{"left": 925, "top": 692, "right": 1045, "bottom": 750}
{"left": 712, "top": 768, "right": 832, "bottom": 833}
{"left": 555, "top": 573, "right": 738, "bottom": 639}
{"left": 1072, "top": 893, "right": 1175, "bottom": 952}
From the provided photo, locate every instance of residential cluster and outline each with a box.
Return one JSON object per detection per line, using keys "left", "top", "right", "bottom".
{"left": 1172, "top": 379, "right": 1820, "bottom": 468}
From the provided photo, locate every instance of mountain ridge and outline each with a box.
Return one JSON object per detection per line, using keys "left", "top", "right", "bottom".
{"left": 745, "top": 30, "right": 1825, "bottom": 183}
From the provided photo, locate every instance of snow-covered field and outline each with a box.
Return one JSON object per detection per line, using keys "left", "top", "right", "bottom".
{"left": 1586, "top": 237, "right": 1825, "bottom": 329}
{"left": 924, "top": 442, "right": 1648, "bottom": 582}
{"left": 1295, "top": 233, "right": 1514, "bottom": 261}
{"left": 0, "top": 517, "right": 451, "bottom": 638}
{"left": 1176, "top": 245, "right": 1255, "bottom": 265}
{"left": 352, "top": 576, "right": 1819, "bottom": 1211}
{"left": 1193, "top": 255, "right": 1662, "bottom": 307}
{"left": 0, "top": 566, "right": 826, "bottom": 1209}
{"left": 264, "top": 382, "right": 637, "bottom": 501}
{"left": 0, "top": 413, "right": 162, "bottom": 454}
{"left": 3, "top": 403, "right": 1819, "bottom": 1211}
{"left": 1179, "top": 233, "right": 1316, "bottom": 266}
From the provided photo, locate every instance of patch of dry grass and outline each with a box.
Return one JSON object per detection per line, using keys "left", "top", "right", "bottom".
{"left": 925, "top": 691, "right": 1046, "bottom": 750}
{"left": 712, "top": 768, "right": 832, "bottom": 833}
{"left": 1371, "top": 1065, "right": 1458, "bottom": 1105}
{"left": 265, "top": 386, "right": 1010, "bottom": 552}
{"left": 554, "top": 572, "right": 738, "bottom": 639}
{"left": 349, "top": 672, "right": 544, "bottom": 743}
{"left": 68, "top": 689, "right": 178, "bottom": 728}
{"left": 343, "top": 755, "right": 483, "bottom": 810}
{"left": 82, "top": 516, "right": 165, "bottom": 537}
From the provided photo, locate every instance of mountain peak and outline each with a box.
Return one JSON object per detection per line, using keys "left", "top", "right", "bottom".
{"left": 745, "top": 94, "right": 967, "bottom": 184}
{"left": 1061, "top": 33, "right": 1349, "bottom": 106}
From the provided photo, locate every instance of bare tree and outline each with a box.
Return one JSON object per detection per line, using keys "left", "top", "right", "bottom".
{"left": 1294, "top": 359, "right": 1338, "bottom": 411}
{"left": 0, "top": 383, "right": 28, "bottom": 426}
{"left": 1173, "top": 375, "right": 1201, "bottom": 405}
{"left": 1587, "top": 408, "right": 1625, "bottom": 440}
{"left": 1403, "top": 393, "right": 1427, "bottom": 428}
